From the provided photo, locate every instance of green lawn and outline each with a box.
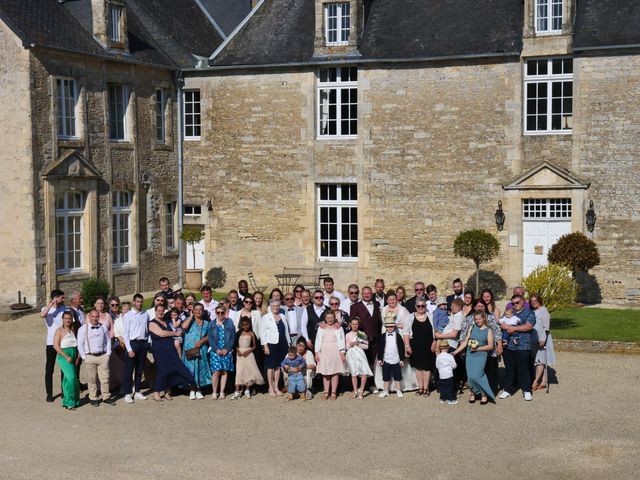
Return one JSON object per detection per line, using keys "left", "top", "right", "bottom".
{"left": 551, "top": 307, "right": 640, "bottom": 342}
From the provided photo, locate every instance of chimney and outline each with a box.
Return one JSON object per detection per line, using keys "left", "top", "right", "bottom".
{"left": 314, "top": 0, "right": 362, "bottom": 57}
{"left": 92, "top": 0, "right": 128, "bottom": 50}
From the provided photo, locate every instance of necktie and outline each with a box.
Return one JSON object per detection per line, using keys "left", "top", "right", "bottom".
{"left": 288, "top": 308, "right": 295, "bottom": 311}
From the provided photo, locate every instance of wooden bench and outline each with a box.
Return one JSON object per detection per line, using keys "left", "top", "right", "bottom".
{"left": 282, "top": 267, "right": 325, "bottom": 290}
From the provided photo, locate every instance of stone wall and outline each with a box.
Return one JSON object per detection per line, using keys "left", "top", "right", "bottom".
{"left": 0, "top": 25, "right": 37, "bottom": 307}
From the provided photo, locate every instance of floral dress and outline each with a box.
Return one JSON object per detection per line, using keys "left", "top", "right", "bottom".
{"left": 182, "top": 319, "right": 212, "bottom": 387}
{"left": 210, "top": 323, "right": 234, "bottom": 372}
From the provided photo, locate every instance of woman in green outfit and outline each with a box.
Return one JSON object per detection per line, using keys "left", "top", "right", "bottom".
{"left": 53, "top": 311, "right": 81, "bottom": 410}
{"left": 454, "top": 310, "right": 495, "bottom": 404}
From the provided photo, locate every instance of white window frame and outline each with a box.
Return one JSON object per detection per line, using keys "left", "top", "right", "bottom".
{"left": 524, "top": 58, "right": 573, "bottom": 135}
{"left": 112, "top": 191, "right": 132, "bottom": 266}
{"left": 165, "top": 202, "right": 176, "bottom": 251}
{"left": 317, "top": 67, "right": 358, "bottom": 139}
{"left": 523, "top": 198, "right": 572, "bottom": 220}
{"left": 155, "top": 89, "right": 166, "bottom": 143}
{"left": 183, "top": 90, "right": 201, "bottom": 140}
{"left": 55, "top": 191, "right": 84, "bottom": 274}
{"left": 108, "top": 83, "right": 128, "bottom": 141}
{"left": 535, "top": 0, "right": 563, "bottom": 35}
{"left": 325, "top": 2, "right": 350, "bottom": 46}
{"left": 184, "top": 205, "right": 202, "bottom": 217}
{"left": 108, "top": 4, "right": 124, "bottom": 43}
{"left": 317, "top": 184, "right": 358, "bottom": 261}
{"left": 56, "top": 78, "right": 78, "bottom": 139}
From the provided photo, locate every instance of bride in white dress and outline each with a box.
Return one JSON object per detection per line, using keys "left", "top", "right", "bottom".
{"left": 374, "top": 292, "right": 418, "bottom": 392}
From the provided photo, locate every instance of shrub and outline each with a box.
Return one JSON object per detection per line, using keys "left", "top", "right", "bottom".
{"left": 180, "top": 227, "right": 206, "bottom": 270}
{"left": 548, "top": 232, "right": 600, "bottom": 274}
{"left": 453, "top": 229, "right": 500, "bottom": 296}
{"left": 522, "top": 263, "right": 578, "bottom": 312}
{"left": 206, "top": 267, "right": 227, "bottom": 289}
{"left": 80, "top": 277, "right": 111, "bottom": 307}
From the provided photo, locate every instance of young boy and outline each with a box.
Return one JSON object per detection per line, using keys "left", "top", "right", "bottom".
{"left": 281, "top": 346, "right": 307, "bottom": 401}
{"left": 448, "top": 298, "right": 464, "bottom": 336}
{"left": 498, "top": 307, "right": 521, "bottom": 346}
{"left": 377, "top": 319, "right": 405, "bottom": 398}
{"left": 296, "top": 337, "right": 316, "bottom": 400}
{"left": 435, "top": 340, "right": 458, "bottom": 405}
{"left": 433, "top": 301, "right": 449, "bottom": 333}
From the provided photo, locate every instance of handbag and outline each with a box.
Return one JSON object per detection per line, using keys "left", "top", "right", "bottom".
{"left": 185, "top": 321, "right": 205, "bottom": 360}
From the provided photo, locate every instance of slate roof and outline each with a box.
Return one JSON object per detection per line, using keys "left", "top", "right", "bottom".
{"left": 210, "top": 0, "right": 523, "bottom": 67}
{"left": 0, "top": 0, "right": 225, "bottom": 68}
{"left": 573, "top": 0, "right": 640, "bottom": 50}
{"left": 199, "top": 0, "right": 252, "bottom": 37}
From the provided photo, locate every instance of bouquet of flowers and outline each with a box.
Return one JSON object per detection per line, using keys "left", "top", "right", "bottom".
{"left": 468, "top": 339, "right": 480, "bottom": 350}
{"left": 354, "top": 330, "right": 368, "bottom": 348}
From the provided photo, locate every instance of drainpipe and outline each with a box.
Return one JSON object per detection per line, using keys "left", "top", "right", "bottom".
{"left": 176, "top": 70, "right": 185, "bottom": 287}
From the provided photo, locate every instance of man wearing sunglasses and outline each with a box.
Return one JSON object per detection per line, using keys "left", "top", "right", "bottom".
{"left": 340, "top": 284, "right": 360, "bottom": 313}
{"left": 405, "top": 282, "right": 427, "bottom": 314}
{"left": 283, "top": 294, "right": 307, "bottom": 345}
{"left": 304, "top": 290, "right": 327, "bottom": 349}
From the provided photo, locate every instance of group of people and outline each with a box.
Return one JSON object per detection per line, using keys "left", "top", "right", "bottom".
{"left": 42, "top": 276, "right": 555, "bottom": 409}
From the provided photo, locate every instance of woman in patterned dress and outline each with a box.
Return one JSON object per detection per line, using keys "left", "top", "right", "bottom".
{"left": 181, "top": 303, "right": 211, "bottom": 400}
{"left": 207, "top": 306, "right": 236, "bottom": 400}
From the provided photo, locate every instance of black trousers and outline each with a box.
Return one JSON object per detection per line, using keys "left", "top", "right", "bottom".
{"left": 503, "top": 349, "right": 532, "bottom": 394}
{"left": 454, "top": 351, "right": 467, "bottom": 391}
{"left": 45, "top": 345, "right": 63, "bottom": 397}
{"left": 439, "top": 377, "right": 455, "bottom": 401}
{"left": 485, "top": 356, "right": 499, "bottom": 396}
{"left": 122, "top": 340, "right": 149, "bottom": 394}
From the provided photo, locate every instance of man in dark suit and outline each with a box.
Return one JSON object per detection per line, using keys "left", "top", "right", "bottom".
{"left": 404, "top": 282, "right": 426, "bottom": 314}
{"left": 305, "top": 289, "right": 327, "bottom": 349}
{"left": 446, "top": 278, "right": 464, "bottom": 311}
{"left": 374, "top": 278, "right": 387, "bottom": 309}
{"left": 350, "top": 286, "right": 382, "bottom": 368}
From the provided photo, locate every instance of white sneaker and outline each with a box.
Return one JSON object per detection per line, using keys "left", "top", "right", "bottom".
{"left": 396, "top": 390, "right": 404, "bottom": 398}
{"left": 446, "top": 400, "right": 459, "bottom": 405}
{"left": 231, "top": 391, "right": 241, "bottom": 400}
{"left": 498, "top": 391, "right": 511, "bottom": 400}
{"left": 124, "top": 394, "right": 134, "bottom": 404}
{"left": 440, "top": 400, "right": 446, "bottom": 404}
{"left": 305, "top": 390, "right": 313, "bottom": 400}
{"left": 524, "top": 392, "right": 533, "bottom": 401}
{"left": 134, "top": 392, "right": 147, "bottom": 400}
{"left": 195, "top": 391, "right": 204, "bottom": 400}
{"left": 244, "top": 390, "right": 251, "bottom": 399}
{"left": 378, "top": 391, "right": 389, "bottom": 398}
{"left": 189, "top": 391, "right": 196, "bottom": 400}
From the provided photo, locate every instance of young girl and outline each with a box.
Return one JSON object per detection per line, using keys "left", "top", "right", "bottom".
{"left": 232, "top": 317, "right": 264, "bottom": 399}
{"left": 315, "top": 312, "right": 346, "bottom": 400}
{"left": 344, "top": 317, "right": 372, "bottom": 399}
{"left": 169, "top": 307, "right": 183, "bottom": 357}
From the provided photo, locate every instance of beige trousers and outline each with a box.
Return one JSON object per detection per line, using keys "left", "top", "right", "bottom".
{"left": 84, "top": 354, "right": 111, "bottom": 400}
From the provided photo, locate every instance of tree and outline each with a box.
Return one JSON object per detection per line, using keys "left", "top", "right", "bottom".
{"left": 548, "top": 232, "right": 600, "bottom": 274}
{"left": 80, "top": 277, "right": 111, "bottom": 307}
{"left": 180, "top": 227, "right": 206, "bottom": 270}
{"left": 522, "top": 263, "right": 579, "bottom": 312}
{"left": 453, "top": 229, "right": 500, "bottom": 296}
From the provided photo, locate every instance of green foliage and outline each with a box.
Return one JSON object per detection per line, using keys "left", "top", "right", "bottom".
{"left": 206, "top": 267, "right": 227, "bottom": 289}
{"left": 180, "top": 227, "right": 206, "bottom": 245}
{"left": 453, "top": 229, "right": 500, "bottom": 267}
{"left": 548, "top": 232, "right": 600, "bottom": 273}
{"left": 522, "top": 263, "right": 578, "bottom": 313}
{"left": 80, "top": 277, "right": 111, "bottom": 307}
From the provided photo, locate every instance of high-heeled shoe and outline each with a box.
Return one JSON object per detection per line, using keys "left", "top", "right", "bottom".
{"left": 468, "top": 394, "right": 476, "bottom": 404}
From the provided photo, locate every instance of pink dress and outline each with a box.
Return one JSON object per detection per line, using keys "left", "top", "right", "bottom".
{"left": 317, "top": 329, "right": 345, "bottom": 375}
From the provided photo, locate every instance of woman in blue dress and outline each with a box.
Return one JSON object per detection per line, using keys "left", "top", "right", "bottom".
{"left": 207, "top": 306, "right": 236, "bottom": 400}
{"left": 454, "top": 310, "right": 495, "bottom": 404}
{"left": 181, "top": 303, "right": 211, "bottom": 400}
{"left": 149, "top": 305, "right": 196, "bottom": 402}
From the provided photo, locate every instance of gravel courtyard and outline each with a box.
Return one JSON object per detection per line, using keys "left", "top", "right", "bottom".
{"left": 1, "top": 313, "right": 638, "bottom": 480}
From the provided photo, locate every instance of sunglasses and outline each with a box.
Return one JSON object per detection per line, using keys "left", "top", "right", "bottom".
{"left": 284, "top": 297, "right": 294, "bottom": 301}
{"left": 215, "top": 311, "right": 225, "bottom": 315}
{"left": 314, "top": 296, "right": 323, "bottom": 299}
{"left": 349, "top": 291, "right": 359, "bottom": 294}
{"left": 110, "top": 303, "right": 119, "bottom": 307}
{"left": 243, "top": 300, "right": 253, "bottom": 304}
{"left": 330, "top": 303, "right": 340, "bottom": 306}
{"left": 415, "top": 288, "right": 425, "bottom": 292}
{"left": 416, "top": 305, "right": 426, "bottom": 308}
{"left": 294, "top": 289, "right": 302, "bottom": 293}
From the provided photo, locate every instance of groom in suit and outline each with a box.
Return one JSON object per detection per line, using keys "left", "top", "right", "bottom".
{"left": 350, "top": 286, "right": 382, "bottom": 368}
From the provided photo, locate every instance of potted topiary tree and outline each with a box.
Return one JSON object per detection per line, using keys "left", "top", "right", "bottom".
{"left": 453, "top": 229, "right": 501, "bottom": 296}
{"left": 180, "top": 227, "right": 206, "bottom": 290}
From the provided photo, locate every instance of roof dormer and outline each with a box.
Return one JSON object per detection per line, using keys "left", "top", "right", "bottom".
{"left": 92, "top": 0, "right": 128, "bottom": 51}
{"left": 523, "top": 0, "right": 575, "bottom": 56}
{"left": 314, "top": 1, "right": 362, "bottom": 57}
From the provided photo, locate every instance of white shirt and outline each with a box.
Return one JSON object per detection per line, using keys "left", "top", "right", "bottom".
{"left": 122, "top": 308, "right": 149, "bottom": 352}
{"left": 77, "top": 323, "right": 112, "bottom": 359}
{"left": 383, "top": 331, "right": 400, "bottom": 364}
{"left": 375, "top": 294, "right": 386, "bottom": 309}
{"left": 200, "top": 299, "right": 219, "bottom": 318}
{"left": 499, "top": 314, "right": 521, "bottom": 327}
{"left": 285, "top": 308, "right": 299, "bottom": 335}
{"left": 42, "top": 305, "right": 66, "bottom": 346}
{"left": 228, "top": 308, "right": 241, "bottom": 329}
{"left": 313, "top": 305, "right": 326, "bottom": 318}
{"left": 363, "top": 301, "right": 375, "bottom": 317}
{"left": 71, "top": 307, "right": 85, "bottom": 325}
{"left": 323, "top": 290, "right": 346, "bottom": 307}
{"left": 340, "top": 298, "right": 357, "bottom": 313}
{"left": 443, "top": 311, "right": 464, "bottom": 349}
{"left": 113, "top": 314, "right": 124, "bottom": 338}
{"left": 426, "top": 299, "right": 438, "bottom": 316}
{"left": 436, "top": 351, "right": 457, "bottom": 379}
{"left": 304, "top": 350, "right": 316, "bottom": 384}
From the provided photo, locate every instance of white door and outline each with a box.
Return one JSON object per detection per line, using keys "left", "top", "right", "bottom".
{"left": 522, "top": 198, "right": 572, "bottom": 278}
{"left": 186, "top": 238, "right": 205, "bottom": 277}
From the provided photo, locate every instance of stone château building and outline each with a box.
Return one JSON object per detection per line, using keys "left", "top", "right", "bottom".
{"left": 181, "top": 0, "right": 640, "bottom": 303}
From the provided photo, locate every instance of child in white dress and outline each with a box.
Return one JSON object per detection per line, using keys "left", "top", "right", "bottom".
{"left": 345, "top": 317, "right": 373, "bottom": 399}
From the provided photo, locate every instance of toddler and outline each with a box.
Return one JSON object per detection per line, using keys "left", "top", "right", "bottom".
{"left": 435, "top": 340, "right": 458, "bottom": 404}
{"left": 433, "top": 302, "right": 449, "bottom": 333}
{"left": 296, "top": 338, "right": 316, "bottom": 400}
{"left": 281, "top": 345, "right": 307, "bottom": 401}
{"left": 499, "top": 307, "right": 521, "bottom": 346}
{"left": 377, "top": 320, "right": 405, "bottom": 398}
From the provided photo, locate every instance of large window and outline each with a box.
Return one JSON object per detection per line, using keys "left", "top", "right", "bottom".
{"left": 317, "top": 184, "right": 358, "bottom": 260}
{"left": 108, "top": 4, "right": 124, "bottom": 43}
{"left": 535, "top": 0, "right": 562, "bottom": 34}
{"left": 524, "top": 58, "right": 572, "bottom": 134}
{"left": 183, "top": 90, "right": 201, "bottom": 140}
{"left": 108, "top": 84, "right": 128, "bottom": 140}
{"left": 165, "top": 202, "right": 176, "bottom": 251}
{"left": 523, "top": 198, "right": 571, "bottom": 219}
{"left": 325, "top": 2, "right": 350, "bottom": 45}
{"left": 317, "top": 67, "right": 357, "bottom": 138}
{"left": 155, "top": 89, "right": 166, "bottom": 143}
{"left": 56, "top": 191, "right": 84, "bottom": 273}
{"left": 56, "top": 78, "right": 78, "bottom": 139}
{"left": 112, "top": 191, "right": 132, "bottom": 266}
